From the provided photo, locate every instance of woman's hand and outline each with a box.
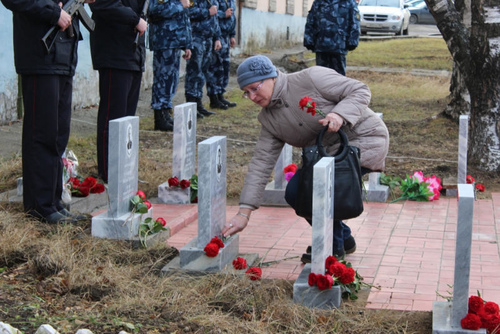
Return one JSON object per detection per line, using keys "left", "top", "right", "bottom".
{"left": 221, "top": 209, "right": 251, "bottom": 237}
{"left": 318, "top": 112, "right": 344, "bottom": 132}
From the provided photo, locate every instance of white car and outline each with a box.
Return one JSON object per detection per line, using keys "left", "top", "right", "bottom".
{"left": 358, "top": 0, "right": 410, "bottom": 35}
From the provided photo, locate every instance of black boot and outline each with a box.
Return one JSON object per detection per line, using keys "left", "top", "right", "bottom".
{"left": 218, "top": 93, "right": 237, "bottom": 108}
{"left": 209, "top": 94, "right": 228, "bottom": 110}
{"left": 186, "top": 95, "right": 204, "bottom": 119}
{"left": 154, "top": 109, "right": 173, "bottom": 131}
{"left": 196, "top": 97, "right": 215, "bottom": 117}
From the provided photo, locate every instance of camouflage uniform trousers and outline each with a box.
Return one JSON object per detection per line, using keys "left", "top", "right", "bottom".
{"left": 315, "top": 52, "right": 347, "bottom": 76}
{"left": 151, "top": 48, "right": 182, "bottom": 110}
{"left": 185, "top": 36, "right": 213, "bottom": 98}
{"left": 206, "top": 35, "right": 230, "bottom": 96}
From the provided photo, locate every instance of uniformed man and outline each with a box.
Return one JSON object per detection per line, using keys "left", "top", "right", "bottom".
{"left": 184, "top": 0, "right": 222, "bottom": 118}
{"left": 304, "top": 0, "right": 360, "bottom": 76}
{"left": 148, "top": 0, "right": 193, "bottom": 131}
{"left": 206, "top": 0, "right": 237, "bottom": 109}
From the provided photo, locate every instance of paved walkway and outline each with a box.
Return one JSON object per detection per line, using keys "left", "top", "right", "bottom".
{"left": 149, "top": 193, "right": 500, "bottom": 312}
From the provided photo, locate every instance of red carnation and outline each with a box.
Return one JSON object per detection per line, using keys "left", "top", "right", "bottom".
{"left": 484, "top": 301, "right": 500, "bottom": 315}
{"left": 316, "top": 274, "right": 334, "bottom": 290}
{"left": 325, "top": 256, "right": 337, "bottom": 274}
{"left": 90, "top": 183, "right": 105, "bottom": 194}
{"left": 306, "top": 101, "right": 317, "bottom": 116}
{"left": 468, "top": 295, "right": 484, "bottom": 314}
{"left": 143, "top": 200, "right": 152, "bottom": 210}
{"left": 77, "top": 185, "right": 90, "bottom": 197}
{"left": 179, "top": 179, "right": 191, "bottom": 189}
{"left": 339, "top": 267, "right": 356, "bottom": 284}
{"left": 466, "top": 175, "right": 475, "bottom": 184}
{"left": 210, "top": 236, "right": 225, "bottom": 249}
{"left": 330, "top": 262, "right": 347, "bottom": 278}
{"left": 461, "top": 313, "right": 482, "bottom": 330}
{"left": 299, "top": 96, "right": 313, "bottom": 109}
{"left": 476, "top": 184, "right": 485, "bottom": 192}
{"left": 245, "top": 267, "right": 262, "bottom": 281}
{"left": 308, "top": 272, "right": 319, "bottom": 287}
{"left": 481, "top": 313, "right": 500, "bottom": 333}
{"left": 156, "top": 217, "right": 167, "bottom": 227}
{"left": 232, "top": 257, "right": 247, "bottom": 270}
{"left": 69, "top": 177, "right": 80, "bottom": 187}
{"left": 283, "top": 163, "right": 298, "bottom": 174}
{"left": 168, "top": 177, "right": 180, "bottom": 187}
{"left": 136, "top": 190, "right": 146, "bottom": 200}
{"left": 82, "top": 176, "right": 97, "bottom": 188}
{"left": 204, "top": 242, "right": 219, "bottom": 257}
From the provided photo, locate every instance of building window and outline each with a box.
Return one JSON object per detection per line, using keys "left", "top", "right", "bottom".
{"left": 302, "top": 0, "right": 309, "bottom": 17}
{"left": 269, "top": 0, "right": 276, "bottom": 12}
{"left": 286, "top": 0, "right": 294, "bottom": 14}
{"left": 244, "top": 0, "right": 258, "bottom": 9}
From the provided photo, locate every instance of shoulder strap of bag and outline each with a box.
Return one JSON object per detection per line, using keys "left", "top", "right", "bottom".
{"left": 317, "top": 126, "right": 350, "bottom": 162}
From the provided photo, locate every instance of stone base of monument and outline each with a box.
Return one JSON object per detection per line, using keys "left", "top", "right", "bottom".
{"left": 442, "top": 177, "right": 458, "bottom": 197}
{"left": 158, "top": 182, "right": 191, "bottom": 204}
{"left": 161, "top": 251, "right": 260, "bottom": 276}
{"left": 68, "top": 192, "right": 108, "bottom": 214}
{"left": 127, "top": 229, "right": 171, "bottom": 249}
{"left": 161, "top": 235, "right": 243, "bottom": 274}
{"left": 261, "top": 181, "right": 289, "bottom": 206}
{"left": 91, "top": 209, "right": 152, "bottom": 240}
{"left": 363, "top": 181, "right": 390, "bottom": 202}
{"left": 293, "top": 264, "right": 342, "bottom": 309}
{"left": 432, "top": 301, "right": 487, "bottom": 333}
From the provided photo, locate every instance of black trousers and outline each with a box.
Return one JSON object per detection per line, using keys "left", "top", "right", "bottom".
{"left": 315, "top": 52, "right": 347, "bottom": 76}
{"left": 21, "top": 74, "right": 73, "bottom": 218}
{"left": 96, "top": 68, "right": 142, "bottom": 182}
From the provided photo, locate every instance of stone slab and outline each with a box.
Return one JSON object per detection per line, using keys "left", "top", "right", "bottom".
{"left": 161, "top": 252, "right": 260, "bottom": 276}
{"left": 68, "top": 191, "right": 108, "bottom": 214}
{"left": 261, "top": 181, "right": 289, "bottom": 206}
{"left": 91, "top": 209, "right": 152, "bottom": 240}
{"left": 293, "top": 264, "right": 341, "bottom": 309}
{"left": 178, "top": 234, "right": 239, "bottom": 272}
{"left": 363, "top": 181, "right": 390, "bottom": 202}
{"left": 432, "top": 301, "right": 486, "bottom": 334}
{"left": 158, "top": 183, "right": 191, "bottom": 204}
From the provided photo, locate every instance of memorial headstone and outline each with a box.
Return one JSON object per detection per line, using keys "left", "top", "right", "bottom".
{"left": 262, "top": 144, "right": 292, "bottom": 206}
{"left": 457, "top": 115, "right": 469, "bottom": 185}
{"left": 92, "top": 116, "right": 153, "bottom": 241}
{"left": 168, "top": 136, "right": 239, "bottom": 272}
{"left": 293, "top": 157, "right": 342, "bottom": 309}
{"left": 432, "top": 184, "right": 485, "bottom": 333}
{"left": 158, "top": 102, "right": 197, "bottom": 204}
{"left": 364, "top": 113, "right": 389, "bottom": 202}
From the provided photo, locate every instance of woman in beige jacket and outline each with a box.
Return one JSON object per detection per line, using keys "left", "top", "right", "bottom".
{"left": 221, "top": 55, "right": 389, "bottom": 261}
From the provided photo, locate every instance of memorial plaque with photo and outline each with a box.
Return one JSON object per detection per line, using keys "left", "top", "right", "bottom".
{"left": 173, "top": 102, "right": 197, "bottom": 180}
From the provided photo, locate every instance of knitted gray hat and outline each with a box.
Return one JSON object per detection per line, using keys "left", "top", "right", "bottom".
{"left": 237, "top": 55, "right": 278, "bottom": 89}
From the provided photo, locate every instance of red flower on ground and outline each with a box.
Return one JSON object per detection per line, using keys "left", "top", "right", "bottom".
{"left": 82, "top": 176, "right": 97, "bottom": 188}
{"left": 339, "top": 267, "right": 356, "bottom": 284}
{"left": 316, "top": 274, "right": 334, "bottom": 290}
{"left": 77, "top": 185, "right": 90, "bottom": 197}
{"left": 143, "top": 200, "right": 152, "bottom": 210}
{"left": 466, "top": 175, "right": 475, "bottom": 184}
{"left": 476, "top": 184, "right": 485, "bottom": 192}
{"left": 461, "top": 313, "right": 482, "bottom": 330}
{"left": 156, "top": 217, "right": 167, "bottom": 227}
{"left": 90, "top": 183, "right": 105, "bottom": 194}
{"left": 245, "top": 267, "right": 262, "bottom": 281}
{"left": 468, "top": 295, "right": 484, "bottom": 314}
{"left": 210, "top": 236, "right": 225, "bottom": 249}
{"left": 330, "top": 262, "right": 347, "bottom": 278}
{"left": 204, "top": 242, "right": 219, "bottom": 257}
{"left": 232, "top": 257, "right": 247, "bottom": 270}
{"left": 179, "top": 179, "right": 191, "bottom": 189}
{"left": 168, "top": 177, "right": 180, "bottom": 187}
{"left": 136, "top": 190, "right": 146, "bottom": 200}
{"left": 308, "top": 273, "right": 319, "bottom": 287}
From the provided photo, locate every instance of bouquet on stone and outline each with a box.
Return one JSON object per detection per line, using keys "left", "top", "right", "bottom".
{"left": 461, "top": 293, "right": 500, "bottom": 333}
{"left": 68, "top": 176, "right": 105, "bottom": 197}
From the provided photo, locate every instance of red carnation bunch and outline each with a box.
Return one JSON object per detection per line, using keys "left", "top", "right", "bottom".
{"left": 245, "top": 266, "right": 262, "bottom": 281}
{"left": 283, "top": 163, "right": 298, "bottom": 182}
{"left": 299, "top": 96, "right": 326, "bottom": 117}
{"left": 466, "top": 174, "right": 486, "bottom": 198}
{"left": 168, "top": 176, "right": 191, "bottom": 189}
{"left": 68, "top": 176, "right": 105, "bottom": 197}
{"left": 307, "top": 255, "right": 363, "bottom": 299}
{"left": 232, "top": 257, "right": 248, "bottom": 270}
{"left": 461, "top": 295, "right": 500, "bottom": 333}
{"left": 204, "top": 236, "right": 225, "bottom": 257}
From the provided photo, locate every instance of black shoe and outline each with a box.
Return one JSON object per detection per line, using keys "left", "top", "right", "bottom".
{"left": 154, "top": 109, "right": 173, "bottom": 131}
{"left": 196, "top": 111, "right": 204, "bottom": 119}
{"left": 300, "top": 253, "right": 311, "bottom": 264}
{"left": 344, "top": 235, "right": 357, "bottom": 254}
{"left": 42, "top": 211, "right": 79, "bottom": 224}
{"left": 209, "top": 94, "right": 228, "bottom": 110}
{"left": 59, "top": 208, "right": 88, "bottom": 221}
{"left": 196, "top": 98, "right": 215, "bottom": 116}
{"left": 218, "top": 93, "right": 237, "bottom": 108}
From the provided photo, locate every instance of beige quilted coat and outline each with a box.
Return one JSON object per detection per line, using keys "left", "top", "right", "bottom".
{"left": 239, "top": 66, "right": 389, "bottom": 209}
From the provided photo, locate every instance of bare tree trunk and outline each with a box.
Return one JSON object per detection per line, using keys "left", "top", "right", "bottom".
{"left": 426, "top": 0, "right": 500, "bottom": 171}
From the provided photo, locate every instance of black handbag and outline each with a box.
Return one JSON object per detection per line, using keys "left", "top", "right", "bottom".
{"left": 295, "top": 126, "right": 364, "bottom": 221}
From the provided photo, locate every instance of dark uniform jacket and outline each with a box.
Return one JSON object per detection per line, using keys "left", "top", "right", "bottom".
{"left": 304, "top": 0, "right": 360, "bottom": 54}
{"left": 148, "top": 0, "right": 193, "bottom": 51}
{"left": 89, "top": 0, "right": 146, "bottom": 72}
{"left": 187, "top": 0, "right": 221, "bottom": 40}
{"left": 1, "top": 0, "right": 80, "bottom": 76}
{"left": 217, "top": 0, "right": 235, "bottom": 37}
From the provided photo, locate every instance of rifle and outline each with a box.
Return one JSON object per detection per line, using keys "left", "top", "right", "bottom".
{"left": 41, "top": 0, "right": 95, "bottom": 54}
{"left": 133, "top": 0, "right": 149, "bottom": 49}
